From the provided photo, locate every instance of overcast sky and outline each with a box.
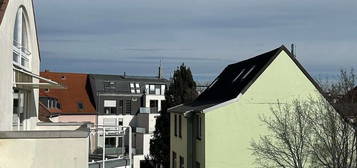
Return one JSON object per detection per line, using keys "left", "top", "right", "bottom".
{"left": 34, "top": 0, "right": 357, "bottom": 82}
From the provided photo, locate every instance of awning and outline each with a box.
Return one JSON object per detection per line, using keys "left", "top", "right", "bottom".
{"left": 13, "top": 67, "right": 65, "bottom": 89}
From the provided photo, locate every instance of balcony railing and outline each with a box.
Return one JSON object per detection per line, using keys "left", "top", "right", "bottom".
{"left": 139, "top": 107, "right": 159, "bottom": 114}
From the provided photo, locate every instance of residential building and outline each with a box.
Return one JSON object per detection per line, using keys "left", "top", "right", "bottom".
{"left": 37, "top": 72, "right": 169, "bottom": 168}
{"left": 39, "top": 71, "right": 97, "bottom": 124}
{"left": 88, "top": 74, "right": 169, "bottom": 168}
{"left": 0, "top": 0, "right": 90, "bottom": 167}
{"left": 169, "top": 46, "right": 328, "bottom": 168}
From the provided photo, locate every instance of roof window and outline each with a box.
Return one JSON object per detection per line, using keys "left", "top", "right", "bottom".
{"left": 208, "top": 78, "right": 219, "bottom": 89}
{"left": 77, "top": 102, "right": 84, "bottom": 110}
{"left": 232, "top": 69, "right": 245, "bottom": 83}
{"left": 242, "top": 65, "right": 256, "bottom": 79}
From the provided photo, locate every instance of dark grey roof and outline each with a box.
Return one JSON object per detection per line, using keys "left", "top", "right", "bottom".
{"left": 169, "top": 45, "right": 323, "bottom": 114}
{"left": 89, "top": 73, "right": 169, "bottom": 106}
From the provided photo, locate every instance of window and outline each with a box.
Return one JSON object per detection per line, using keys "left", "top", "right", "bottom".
{"left": 105, "top": 137, "right": 116, "bottom": 148}
{"left": 131, "top": 89, "right": 135, "bottom": 93}
{"left": 196, "top": 115, "right": 202, "bottom": 140}
{"left": 104, "top": 100, "right": 116, "bottom": 114}
{"left": 13, "top": 7, "right": 31, "bottom": 69}
{"left": 242, "top": 65, "right": 256, "bottom": 79}
{"left": 77, "top": 102, "right": 84, "bottom": 110}
{"left": 195, "top": 162, "right": 200, "bottom": 168}
{"left": 172, "top": 152, "right": 177, "bottom": 168}
{"left": 208, "top": 78, "right": 219, "bottom": 89}
{"left": 179, "top": 115, "right": 182, "bottom": 138}
{"left": 118, "top": 137, "right": 123, "bottom": 147}
{"left": 118, "top": 118, "right": 123, "bottom": 126}
{"left": 179, "top": 156, "right": 184, "bottom": 168}
{"left": 155, "top": 88, "right": 161, "bottom": 95}
{"left": 125, "top": 100, "right": 131, "bottom": 114}
{"left": 145, "top": 85, "right": 149, "bottom": 93}
{"left": 232, "top": 69, "right": 245, "bottom": 83}
{"left": 13, "top": 89, "right": 29, "bottom": 131}
{"left": 161, "top": 85, "right": 166, "bottom": 95}
{"left": 150, "top": 100, "right": 158, "bottom": 108}
{"left": 174, "top": 115, "right": 177, "bottom": 136}
{"left": 104, "top": 107, "right": 116, "bottom": 114}
{"left": 135, "top": 83, "right": 140, "bottom": 88}
{"left": 130, "top": 83, "right": 134, "bottom": 88}
{"left": 150, "top": 85, "right": 155, "bottom": 91}
{"left": 104, "top": 81, "right": 116, "bottom": 91}
{"left": 118, "top": 100, "right": 123, "bottom": 114}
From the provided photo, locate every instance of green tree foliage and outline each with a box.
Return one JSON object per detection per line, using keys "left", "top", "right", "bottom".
{"left": 149, "top": 63, "right": 198, "bottom": 168}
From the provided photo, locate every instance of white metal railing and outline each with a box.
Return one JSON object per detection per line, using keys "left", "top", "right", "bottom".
{"left": 89, "top": 125, "right": 132, "bottom": 168}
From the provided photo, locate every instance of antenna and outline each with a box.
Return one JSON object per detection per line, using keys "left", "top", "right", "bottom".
{"left": 158, "top": 57, "right": 163, "bottom": 79}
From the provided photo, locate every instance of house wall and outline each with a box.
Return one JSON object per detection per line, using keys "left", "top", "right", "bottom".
{"left": 204, "top": 51, "right": 321, "bottom": 168}
{"left": 143, "top": 94, "right": 165, "bottom": 111}
{"left": 56, "top": 115, "right": 97, "bottom": 125}
{"left": 0, "top": 137, "right": 89, "bottom": 168}
{"left": 136, "top": 113, "right": 160, "bottom": 133}
{"left": 0, "top": 0, "right": 40, "bottom": 131}
{"left": 170, "top": 113, "right": 188, "bottom": 168}
{"left": 194, "top": 113, "right": 205, "bottom": 168}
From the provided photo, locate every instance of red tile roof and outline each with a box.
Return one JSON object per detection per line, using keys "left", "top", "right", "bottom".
{"left": 0, "top": 0, "right": 9, "bottom": 25}
{"left": 39, "top": 102, "right": 53, "bottom": 122}
{"left": 40, "top": 72, "right": 96, "bottom": 115}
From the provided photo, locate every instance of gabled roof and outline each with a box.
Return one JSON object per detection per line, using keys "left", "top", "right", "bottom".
{"left": 0, "top": 0, "right": 8, "bottom": 25}
{"left": 40, "top": 72, "right": 96, "bottom": 115}
{"left": 170, "top": 45, "right": 323, "bottom": 114}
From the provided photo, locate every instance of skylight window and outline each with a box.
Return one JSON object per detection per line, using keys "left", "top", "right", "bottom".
{"left": 77, "top": 102, "right": 84, "bottom": 110}
{"left": 242, "top": 65, "right": 256, "bottom": 79}
{"left": 232, "top": 69, "right": 245, "bottom": 83}
{"left": 208, "top": 78, "right": 219, "bottom": 89}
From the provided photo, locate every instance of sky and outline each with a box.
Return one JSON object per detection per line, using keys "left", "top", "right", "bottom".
{"left": 34, "top": 0, "right": 357, "bottom": 82}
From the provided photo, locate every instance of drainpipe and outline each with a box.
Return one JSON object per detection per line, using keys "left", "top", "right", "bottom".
{"left": 128, "top": 126, "right": 132, "bottom": 168}
{"left": 103, "top": 127, "right": 106, "bottom": 168}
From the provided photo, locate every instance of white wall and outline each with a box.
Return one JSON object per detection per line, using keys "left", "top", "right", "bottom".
{"left": 0, "top": 0, "right": 40, "bottom": 131}
{"left": 143, "top": 95, "right": 165, "bottom": 111}
{"left": 0, "top": 137, "right": 89, "bottom": 168}
{"left": 98, "top": 115, "right": 135, "bottom": 127}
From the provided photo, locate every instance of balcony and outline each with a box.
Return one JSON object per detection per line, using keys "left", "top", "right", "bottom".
{"left": 139, "top": 107, "right": 159, "bottom": 114}
{"left": 0, "top": 122, "right": 90, "bottom": 168}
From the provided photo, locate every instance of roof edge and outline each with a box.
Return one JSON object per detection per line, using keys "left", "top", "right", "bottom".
{"left": 0, "top": 0, "right": 9, "bottom": 25}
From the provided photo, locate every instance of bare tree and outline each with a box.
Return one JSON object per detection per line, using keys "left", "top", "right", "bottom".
{"left": 251, "top": 69, "right": 357, "bottom": 168}
{"left": 250, "top": 101, "right": 312, "bottom": 168}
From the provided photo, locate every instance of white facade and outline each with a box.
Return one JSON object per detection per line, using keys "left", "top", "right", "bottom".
{"left": 97, "top": 96, "right": 165, "bottom": 168}
{"left": 0, "top": 0, "right": 40, "bottom": 131}
{"left": 0, "top": 1, "right": 91, "bottom": 168}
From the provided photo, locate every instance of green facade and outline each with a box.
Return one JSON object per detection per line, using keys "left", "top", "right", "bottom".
{"left": 171, "top": 50, "right": 322, "bottom": 168}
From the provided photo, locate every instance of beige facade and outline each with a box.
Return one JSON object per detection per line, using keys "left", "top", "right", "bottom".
{"left": 170, "top": 47, "right": 327, "bottom": 168}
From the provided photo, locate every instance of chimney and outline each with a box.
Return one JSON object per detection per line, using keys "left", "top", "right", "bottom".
{"left": 291, "top": 44, "right": 296, "bottom": 57}
{"left": 124, "top": 72, "right": 126, "bottom": 78}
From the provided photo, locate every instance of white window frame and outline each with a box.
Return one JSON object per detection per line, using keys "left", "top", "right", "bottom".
{"left": 13, "top": 7, "right": 31, "bottom": 70}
